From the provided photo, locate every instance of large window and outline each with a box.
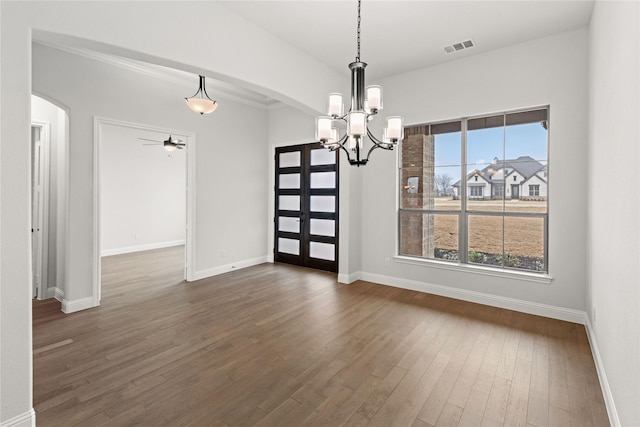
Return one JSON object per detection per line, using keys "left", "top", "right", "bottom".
{"left": 399, "top": 107, "right": 548, "bottom": 273}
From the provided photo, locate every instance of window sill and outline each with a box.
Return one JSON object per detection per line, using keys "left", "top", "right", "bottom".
{"left": 393, "top": 256, "right": 553, "bottom": 285}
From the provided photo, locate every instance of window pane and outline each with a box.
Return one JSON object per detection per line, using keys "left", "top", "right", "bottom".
{"left": 279, "top": 195, "right": 300, "bottom": 211}
{"left": 278, "top": 238, "right": 299, "bottom": 255}
{"left": 310, "top": 196, "right": 335, "bottom": 212}
{"left": 504, "top": 216, "right": 545, "bottom": 272}
{"left": 310, "top": 171, "right": 336, "bottom": 189}
{"left": 468, "top": 215, "right": 503, "bottom": 267}
{"left": 279, "top": 173, "right": 300, "bottom": 189}
{"left": 400, "top": 212, "right": 458, "bottom": 261}
{"left": 309, "top": 242, "right": 335, "bottom": 261}
{"left": 467, "top": 125, "right": 505, "bottom": 212}
{"left": 402, "top": 132, "right": 462, "bottom": 211}
{"left": 310, "top": 219, "right": 335, "bottom": 237}
{"left": 504, "top": 122, "right": 548, "bottom": 213}
{"left": 279, "top": 151, "right": 300, "bottom": 168}
{"left": 278, "top": 217, "right": 300, "bottom": 233}
{"left": 310, "top": 148, "right": 336, "bottom": 165}
{"left": 434, "top": 131, "right": 461, "bottom": 167}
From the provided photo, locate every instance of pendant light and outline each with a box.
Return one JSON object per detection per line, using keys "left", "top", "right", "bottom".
{"left": 185, "top": 75, "right": 218, "bottom": 114}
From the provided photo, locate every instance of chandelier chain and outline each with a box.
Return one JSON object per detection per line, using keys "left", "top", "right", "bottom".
{"left": 356, "top": 0, "right": 361, "bottom": 61}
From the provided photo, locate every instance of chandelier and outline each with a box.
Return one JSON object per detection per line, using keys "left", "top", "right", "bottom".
{"left": 315, "top": 0, "right": 403, "bottom": 166}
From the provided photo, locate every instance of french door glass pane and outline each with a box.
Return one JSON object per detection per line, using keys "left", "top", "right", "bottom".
{"left": 309, "top": 242, "right": 335, "bottom": 261}
{"left": 310, "top": 196, "right": 335, "bottom": 212}
{"left": 310, "top": 149, "right": 335, "bottom": 166}
{"left": 279, "top": 195, "right": 300, "bottom": 211}
{"left": 278, "top": 238, "right": 300, "bottom": 255}
{"left": 309, "top": 219, "right": 335, "bottom": 237}
{"left": 279, "top": 173, "right": 300, "bottom": 189}
{"left": 279, "top": 151, "right": 300, "bottom": 168}
{"left": 310, "top": 171, "right": 336, "bottom": 189}
{"left": 278, "top": 217, "right": 300, "bottom": 233}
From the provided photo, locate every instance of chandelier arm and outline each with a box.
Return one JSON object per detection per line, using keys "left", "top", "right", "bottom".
{"left": 366, "top": 128, "right": 395, "bottom": 150}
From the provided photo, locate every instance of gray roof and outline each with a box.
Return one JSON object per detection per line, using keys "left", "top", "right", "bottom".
{"left": 453, "top": 156, "right": 545, "bottom": 187}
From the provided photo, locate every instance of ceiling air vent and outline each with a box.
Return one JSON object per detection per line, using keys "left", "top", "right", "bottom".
{"left": 443, "top": 39, "right": 475, "bottom": 54}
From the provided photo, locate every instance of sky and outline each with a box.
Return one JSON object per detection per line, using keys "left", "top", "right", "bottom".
{"left": 433, "top": 122, "right": 548, "bottom": 180}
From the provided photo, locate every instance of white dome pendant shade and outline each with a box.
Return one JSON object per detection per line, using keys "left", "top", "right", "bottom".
{"left": 185, "top": 75, "right": 218, "bottom": 115}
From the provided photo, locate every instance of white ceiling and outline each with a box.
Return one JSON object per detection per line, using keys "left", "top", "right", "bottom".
{"left": 220, "top": 0, "right": 595, "bottom": 81}
{"left": 41, "top": 1, "right": 595, "bottom": 107}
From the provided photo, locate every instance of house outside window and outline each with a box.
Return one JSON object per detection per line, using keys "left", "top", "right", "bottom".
{"left": 399, "top": 107, "right": 549, "bottom": 273}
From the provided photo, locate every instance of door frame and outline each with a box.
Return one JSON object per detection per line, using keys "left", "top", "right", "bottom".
{"left": 93, "top": 117, "right": 196, "bottom": 306}
{"left": 273, "top": 142, "right": 339, "bottom": 273}
{"left": 31, "top": 121, "right": 51, "bottom": 299}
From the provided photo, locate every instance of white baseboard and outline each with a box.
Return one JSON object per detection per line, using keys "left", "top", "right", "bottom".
{"left": 359, "top": 272, "right": 586, "bottom": 324}
{"left": 101, "top": 240, "right": 185, "bottom": 257}
{"left": 191, "top": 256, "right": 268, "bottom": 282}
{"left": 584, "top": 318, "right": 620, "bottom": 427}
{"left": 45, "top": 286, "right": 60, "bottom": 299}
{"left": 0, "top": 409, "right": 35, "bottom": 427}
{"left": 61, "top": 296, "right": 96, "bottom": 314}
{"left": 338, "top": 271, "right": 361, "bottom": 284}
{"left": 54, "top": 287, "right": 64, "bottom": 302}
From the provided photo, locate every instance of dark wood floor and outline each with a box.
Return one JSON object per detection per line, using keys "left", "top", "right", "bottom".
{"left": 33, "top": 246, "right": 609, "bottom": 426}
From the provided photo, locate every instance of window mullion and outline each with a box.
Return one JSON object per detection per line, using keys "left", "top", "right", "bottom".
{"left": 459, "top": 118, "right": 468, "bottom": 264}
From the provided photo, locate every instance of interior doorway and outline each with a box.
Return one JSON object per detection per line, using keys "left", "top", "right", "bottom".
{"left": 95, "top": 118, "right": 195, "bottom": 304}
{"left": 31, "top": 123, "right": 49, "bottom": 299}
{"left": 274, "top": 143, "right": 339, "bottom": 273}
{"left": 31, "top": 94, "right": 69, "bottom": 302}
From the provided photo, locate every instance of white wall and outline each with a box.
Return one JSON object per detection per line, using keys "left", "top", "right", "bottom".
{"left": 588, "top": 2, "right": 640, "bottom": 425}
{"left": 356, "top": 29, "right": 589, "bottom": 313}
{"left": 100, "top": 124, "right": 186, "bottom": 255}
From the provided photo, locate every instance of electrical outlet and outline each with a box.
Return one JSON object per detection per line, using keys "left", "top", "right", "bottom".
{"left": 384, "top": 257, "right": 390, "bottom": 266}
{"left": 134, "top": 233, "right": 140, "bottom": 241}
{"left": 220, "top": 250, "right": 227, "bottom": 257}
{"left": 592, "top": 307, "right": 597, "bottom": 322}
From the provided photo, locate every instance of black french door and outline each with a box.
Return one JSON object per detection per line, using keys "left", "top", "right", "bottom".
{"left": 274, "top": 143, "right": 338, "bottom": 273}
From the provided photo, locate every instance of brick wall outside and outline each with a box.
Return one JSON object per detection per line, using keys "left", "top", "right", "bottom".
{"left": 400, "top": 134, "right": 435, "bottom": 257}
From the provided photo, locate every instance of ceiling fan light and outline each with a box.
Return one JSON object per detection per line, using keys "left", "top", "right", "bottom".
{"left": 185, "top": 97, "right": 218, "bottom": 115}
{"left": 164, "top": 143, "right": 178, "bottom": 152}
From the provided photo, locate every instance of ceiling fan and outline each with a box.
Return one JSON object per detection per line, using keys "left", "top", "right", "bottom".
{"left": 139, "top": 135, "right": 185, "bottom": 152}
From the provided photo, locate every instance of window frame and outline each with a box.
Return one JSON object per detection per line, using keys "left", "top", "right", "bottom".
{"left": 397, "top": 106, "right": 550, "bottom": 276}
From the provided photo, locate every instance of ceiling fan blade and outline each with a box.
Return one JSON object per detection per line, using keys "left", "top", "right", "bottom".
{"left": 142, "top": 143, "right": 162, "bottom": 146}
{"left": 138, "top": 137, "right": 162, "bottom": 142}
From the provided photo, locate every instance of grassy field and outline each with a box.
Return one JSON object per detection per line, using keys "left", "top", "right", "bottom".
{"left": 432, "top": 198, "right": 546, "bottom": 258}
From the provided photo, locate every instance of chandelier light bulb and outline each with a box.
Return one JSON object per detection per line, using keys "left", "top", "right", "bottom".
{"left": 365, "top": 85, "right": 383, "bottom": 112}
{"left": 315, "top": 116, "right": 333, "bottom": 141}
{"left": 328, "top": 93, "right": 344, "bottom": 117}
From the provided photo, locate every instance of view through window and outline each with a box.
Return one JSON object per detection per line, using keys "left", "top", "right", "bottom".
{"left": 399, "top": 107, "right": 548, "bottom": 273}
